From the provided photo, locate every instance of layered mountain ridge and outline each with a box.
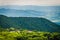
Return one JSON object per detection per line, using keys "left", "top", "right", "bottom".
{"left": 0, "top": 15, "right": 60, "bottom": 32}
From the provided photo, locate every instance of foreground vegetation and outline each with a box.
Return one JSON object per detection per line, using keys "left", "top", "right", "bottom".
{"left": 0, "top": 28, "right": 60, "bottom": 40}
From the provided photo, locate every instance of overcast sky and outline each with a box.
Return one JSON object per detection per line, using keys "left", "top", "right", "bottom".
{"left": 0, "top": 0, "right": 60, "bottom": 22}
{"left": 0, "top": 0, "right": 60, "bottom": 6}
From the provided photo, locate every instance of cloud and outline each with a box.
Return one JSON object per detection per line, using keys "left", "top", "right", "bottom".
{"left": 0, "top": 0, "right": 60, "bottom": 6}
{"left": 52, "top": 20, "right": 60, "bottom": 22}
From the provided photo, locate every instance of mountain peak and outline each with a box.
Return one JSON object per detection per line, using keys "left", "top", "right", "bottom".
{"left": 0, "top": 15, "right": 7, "bottom": 17}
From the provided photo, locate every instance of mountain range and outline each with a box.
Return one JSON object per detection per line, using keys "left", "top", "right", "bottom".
{"left": 0, "top": 5, "right": 60, "bottom": 23}
{"left": 0, "top": 15, "right": 60, "bottom": 32}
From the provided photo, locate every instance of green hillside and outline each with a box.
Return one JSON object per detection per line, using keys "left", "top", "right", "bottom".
{"left": 0, "top": 29, "right": 60, "bottom": 40}
{"left": 0, "top": 15, "right": 60, "bottom": 32}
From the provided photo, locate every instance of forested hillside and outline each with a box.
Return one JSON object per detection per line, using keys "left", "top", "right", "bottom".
{"left": 0, "top": 15, "right": 60, "bottom": 32}
{"left": 0, "top": 28, "right": 60, "bottom": 40}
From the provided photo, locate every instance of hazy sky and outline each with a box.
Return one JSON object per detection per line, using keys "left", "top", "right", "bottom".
{"left": 0, "top": 0, "right": 60, "bottom": 22}
{"left": 0, "top": 0, "right": 60, "bottom": 6}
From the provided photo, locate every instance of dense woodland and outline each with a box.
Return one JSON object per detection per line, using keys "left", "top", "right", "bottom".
{"left": 0, "top": 15, "right": 60, "bottom": 32}
{"left": 0, "top": 15, "right": 60, "bottom": 40}
{"left": 0, "top": 27, "right": 60, "bottom": 40}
